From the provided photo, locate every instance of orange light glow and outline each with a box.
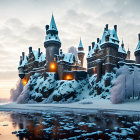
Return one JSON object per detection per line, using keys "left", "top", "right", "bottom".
{"left": 50, "top": 63, "right": 55, "bottom": 69}
{"left": 22, "top": 78, "right": 27, "bottom": 86}
{"left": 49, "top": 62, "right": 57, "bottom": 72}
{"left": 65, "top": 75, "right": 73, "bottom": 80}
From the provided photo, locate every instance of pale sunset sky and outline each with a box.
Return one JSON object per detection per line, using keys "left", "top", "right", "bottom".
{"left": 0, "top": 0, "right": 140, "bottom": 99}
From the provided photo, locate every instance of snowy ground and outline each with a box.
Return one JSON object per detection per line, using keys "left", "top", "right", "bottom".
{"left": 0, "top": 98, "right": 140, "bottom": 113}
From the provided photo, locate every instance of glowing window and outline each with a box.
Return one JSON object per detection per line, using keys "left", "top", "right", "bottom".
{"left": 49, "top": 62, "right": 57, "bottom": 72}
{"left": 65, "top": 74, "right": 74, "bottom": 80}
{"left": 22, "top": 78, "right": 28, "bottom": 86}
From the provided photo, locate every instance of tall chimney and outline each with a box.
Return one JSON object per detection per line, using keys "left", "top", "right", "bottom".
{"left": 88, "top": 46, "right": 91, "bottom": 51}
{"left": 22, "top": 52, "right": 25, "bottom": 60}
{"left": 38, "top": 48, "right": 40, "bottom": 56}
{"left": 29, "top": 46, "right": 32, "bottom": 54}
{"left": 97, "top": 38, "right": 100, "bottom": 43}
{"left": 45, "top": 25, "right": 49, "bottom": 31}
{"left": 92, "top": 42, "right": 95, "bottom": 49}
{"left": 138, "top": 33, "right": 140, "bottom": 41}
{"left": 114, "top": 25, "right": 117, "bottom": 32}
{"left": 105, "top": 24, "right": 108, "bottom": 31}
{"left": 20, "top": 56, "right": 22, "bottom": 65}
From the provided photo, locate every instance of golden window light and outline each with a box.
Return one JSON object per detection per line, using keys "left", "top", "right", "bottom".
{"left": 22, "top": 78, "right": 28, "bottom": 86}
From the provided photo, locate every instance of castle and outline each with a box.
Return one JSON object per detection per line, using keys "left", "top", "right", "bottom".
{"left": 18, "top": 14, "right": 140, "bottom": 85}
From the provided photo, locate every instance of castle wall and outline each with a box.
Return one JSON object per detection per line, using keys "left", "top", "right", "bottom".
{"left": 57, "top": 63, "right": 65, "bottom": 80}
{"left": 96, "top": 61, "right": 102, "bottom": 82}
{"left": 135, "top": 51, "right": 140, "bottom": 64}
{"left": 87, "top": 50, "right": 104, "bottom": 75}
{"left": 45, "top": 45, "right": 60, "bottom": 63}
{"left": 103, "top": 44, "right": 118, "bottom": 73}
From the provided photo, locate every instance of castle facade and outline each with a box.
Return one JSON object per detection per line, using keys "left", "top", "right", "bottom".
{"left": 18, "top": 15, "right": 140, "bottom": 85}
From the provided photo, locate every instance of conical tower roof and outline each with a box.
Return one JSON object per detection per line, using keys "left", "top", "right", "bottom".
{"left": 135, "top": 34, "right": 140, "bottom": 52}
{"left": 49, "top": 14, "right": 57, "bottom": 31}
{"left": 118, "top": 40, "right": 126, "bottom": 54}
{"left": 44, "top": 14, "right": 61, "bottom": 46}
{"left": 78, "top": 38, "right": 84, "bottom": 49}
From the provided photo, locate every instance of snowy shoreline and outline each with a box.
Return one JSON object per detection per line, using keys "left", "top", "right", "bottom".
{"left": 0, "top": 98, "right": 140, "bottom": 114}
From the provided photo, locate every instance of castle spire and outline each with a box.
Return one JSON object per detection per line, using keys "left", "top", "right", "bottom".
{"left": 49, "top": 13, "right": 58, "bottom": 31}
{"left": 78, "top": 38, "right": 85, "bottom": 67}
{"left": 78, "top": 38, "right": 84, "bottom": 49}
{"left": 118, "top": 39, "right": 126, "bottom": 54}
{"left": 135, "top": 33, "right": 140, "bottom": 52}
{"left": 121, "top": 39, "right": 124, "bottom": 48}
{"left": 44, "top": 14, "right": 61, "bottom": 44}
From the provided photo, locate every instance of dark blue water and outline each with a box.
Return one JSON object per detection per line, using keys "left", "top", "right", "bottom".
{"left": 0, "top": 110, "right": 140, "bottom": 140}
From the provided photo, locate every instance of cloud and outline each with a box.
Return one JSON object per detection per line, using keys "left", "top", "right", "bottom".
{"left": 0, "top": 71, "right": 18, "bottom": 80}
{"left": 0, "top": 18, "right": 44, "bottom": 80}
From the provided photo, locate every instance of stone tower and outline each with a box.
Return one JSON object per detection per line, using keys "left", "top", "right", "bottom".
{"left": 101, "top": 24, "right": 119, "bottom": 73}
{"left": 126, "top": 48, "right": 130, "bottom": 60}
{"left": 78, "top": 39, "right": 85, "bottom": 67}
{"left": 44, "top": 14, "right": 61, "bottom": 72}
{"left": 134, "top": 33, "right": 140, "bottom": 64}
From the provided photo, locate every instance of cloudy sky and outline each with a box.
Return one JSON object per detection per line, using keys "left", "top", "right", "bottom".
{"left": 0, "top": 0, "right": 140, "bottom": 99}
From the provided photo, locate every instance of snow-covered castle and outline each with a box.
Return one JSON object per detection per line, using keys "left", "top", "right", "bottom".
{"left": 87, "top": 24, "right": 140, "bottom": 83}
{"left": 18, "top": 15, "right": 140, "bottom": 85}
{"left": 18, "top": 15, "right": 86, "bottom": 84}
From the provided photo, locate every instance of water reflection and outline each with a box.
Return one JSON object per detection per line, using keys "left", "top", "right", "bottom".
{"left": 0, "top": 110, "right": 139, "bottom": 139}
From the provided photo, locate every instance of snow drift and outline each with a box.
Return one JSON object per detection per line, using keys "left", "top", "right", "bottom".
{"left": 10, "top": 72, "right": 113, "bottom": 104}
{"left": 10, "top": 65, "right": 140, "bottom": 104}
{"left": 111, "top": 65, "right": 140, "bottom": 104}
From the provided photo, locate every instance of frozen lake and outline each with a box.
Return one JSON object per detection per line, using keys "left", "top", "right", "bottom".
{"left": 0, "top": 109, "right": 140, "bottom": 139}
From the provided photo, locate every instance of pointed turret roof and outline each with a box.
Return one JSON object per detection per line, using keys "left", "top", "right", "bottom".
{"left": 101, "top": 24, "right": 119, "bottom": 46}
{"left": 49, "top": 14, "right": 57, "bottom": 31}
{"left": 44, "top": 14, "right": 61, "bottom": 45}
{"left": 118, "top": 40, "right": 126, "bottom": 54}
{"left": 78, "top": 38, "right": 84, "bottom": 49}
{"left": 135, "top": 34, "right": 140, "bottom": 52}
{"left": 78, "top": 38, "right": 85, "bottom": 54}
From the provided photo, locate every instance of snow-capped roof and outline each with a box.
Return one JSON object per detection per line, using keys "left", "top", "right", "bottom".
{"left": 101, "top": 28, "right": 119, "bottom": 45}
{"left": 19, "top": 49, "right": 46, "bottom": 68}
{"left": 118, "top": 41, "right": 127, "bottom": 54}
{"left": 32, "top": 50, "right": 39, "bottom": 61}
{"left": 87, "top": 42, "right": 101, "bottom": 58}
{"left": 118, "top": 46, "right": 127, "bottom": 54}
{"left": 32, "top": 50, "right": 46, "bottom": 62}
{"left": 45, "top": 14, "right": 61, "bottom": 43}
{"left": 63, "top": 53, "right": 75, "bottom": 64}
{"left": 59, "top": 53, "right": 75, "bottom": 64}
{"left": 39, "top": 53, "right": 46, "bottom": 62}
{"left": 135, "top": 41, "right": 140, "bottom": 52}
